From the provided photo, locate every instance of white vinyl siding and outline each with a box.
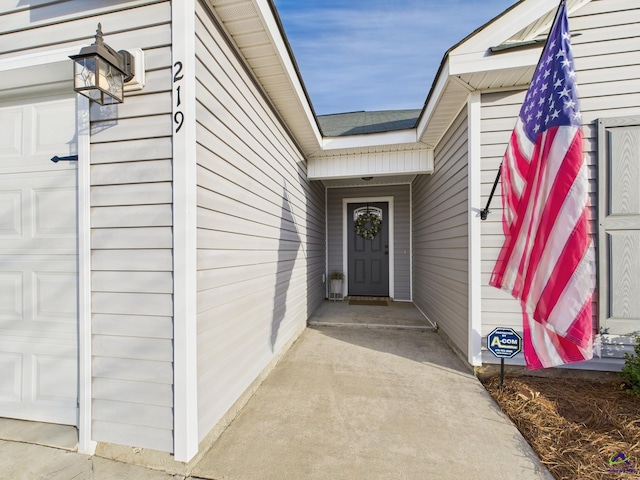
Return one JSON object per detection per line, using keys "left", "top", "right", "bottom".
{"left": 194, "top": 1, "right": 325, "bottom": 442}
{"left": 0, "top": 0, "right": 175, "bottom": 452}
{"left": 478, "top": 89, "right": 524, "bottom": 343}
{"left": 326, "top": 184, "right": 411, "bottom": 300}
{"left": 479, "top": 0, "right": 640, "bottom": 369}
{"left": 84, "top": 3, "right": 174, "bottom": 452}
{"left": 413, "top": 109, "right": 469, "bottom": 354}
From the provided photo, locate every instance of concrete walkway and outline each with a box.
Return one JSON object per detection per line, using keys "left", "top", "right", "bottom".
{"left": 192, "top": 305, "right": 552, "bottom": 480}
{"left": 1, "top": 301, "right": 552, "bottom": 480}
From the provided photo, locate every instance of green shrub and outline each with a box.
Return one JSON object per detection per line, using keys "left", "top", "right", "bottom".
{"left": 620, "top": 335, "right": 640, "bottom": 397}
{"left": 329, "top": 271, "right": 344, "bottom": 281}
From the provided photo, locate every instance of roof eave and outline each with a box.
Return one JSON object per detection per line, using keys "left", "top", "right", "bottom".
{"left": 322, "top": 129, "right": 419, "bottom": 151}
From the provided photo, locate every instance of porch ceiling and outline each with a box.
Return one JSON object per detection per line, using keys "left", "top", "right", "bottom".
{"left": 307, "top": 143, "right": 434, "bottom": 182}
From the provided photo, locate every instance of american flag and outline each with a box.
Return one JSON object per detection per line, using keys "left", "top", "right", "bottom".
{"left": 489, "top": 1, "right": 595, "bottom": 369}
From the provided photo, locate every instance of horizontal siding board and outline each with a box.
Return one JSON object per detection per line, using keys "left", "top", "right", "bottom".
{"left": 91, "top": 205, "right": 172, "bottom": 228}
{"left": 92, "top": 399, "right": 173, "bottom": 430}
{"left": 91, "top": 227, "right": 173, "bottom": 249}
{"left": 91, "top": 249, "right": 172, "bottom": 271}
{"left": 92, "top": 335, "right": 172, "bottom": 362}
{"left": 92, "top": 420, "right": 173, "bottom": 453}
{"left": 92, "top": 378, "right": 172, "bottom": 407}
{"left": 90, "top": 115, "right": 172, "bottom": 143}
{"left": 1, "top": 1, "right": 169, "bottom": 37}
{"left": 90, "top": 138, "right": 172, "bottom": 164}
{"left": 92, "top": 314, "right": 172, "bottom": 339}
{"left": 92, "top": 271, "right": 173, "bottom": 294}
{"left": 91, "top": 160, "right": 172, "bottom": 186}
{"left": 92, "top": 357, "right": 173, "bottom": 384}
{"left": 92, "top": 292, "right": 173, "bottom": 316}
{"left": 91, "top": 183, "right": 172, "bottom": 207}
{"left": 90, "top": 92, "right": 172, "bottom": 121}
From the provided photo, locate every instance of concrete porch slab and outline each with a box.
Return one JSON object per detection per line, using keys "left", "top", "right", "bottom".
{"left": 191, "top": 326, "right": 552, "bottom": 480}
{"left": 308, "top": 299, "right": 435, "bottom": 329}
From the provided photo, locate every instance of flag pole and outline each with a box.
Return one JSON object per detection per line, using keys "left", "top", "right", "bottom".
{"left": 480, "top": 0, "right": 566, "bottom": 222}
{"left": 480, "top": 164, "right": 501, "bottom": 220}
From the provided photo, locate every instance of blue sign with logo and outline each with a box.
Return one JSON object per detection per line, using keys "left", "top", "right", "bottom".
{"left": 487, "top": 327, "right": 522, "bottom": 359}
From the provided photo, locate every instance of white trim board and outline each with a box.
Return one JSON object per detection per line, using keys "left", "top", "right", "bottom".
{"left": 76, "top": 94, "right": 96, "bottom": 455}
{"left": 172, "top": 0, "right": 199, "bottom": 463}
{"left": 467, "top": 93, "right": 482, "bottom": 367}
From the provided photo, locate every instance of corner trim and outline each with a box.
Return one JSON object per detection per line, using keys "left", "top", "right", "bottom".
{"left": 172, "top": 0, "right": 199, "bottom": 462}
{"left": 77, "top": 95, "right": 96, "bottom": 455}
{"left": 467, "top": 92, "right": 482, "bottom": 366}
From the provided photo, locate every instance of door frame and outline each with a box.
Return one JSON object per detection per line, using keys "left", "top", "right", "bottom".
{"left": 0, "top": 50, "right": 95, "bottom": 455}
{"left": 343, "top": 196, "right": 395, "bottom": 299}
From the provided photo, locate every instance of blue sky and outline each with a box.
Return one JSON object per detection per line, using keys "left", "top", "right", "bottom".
{"left": 273, "top": 0, "right": 516, "bottom": 116}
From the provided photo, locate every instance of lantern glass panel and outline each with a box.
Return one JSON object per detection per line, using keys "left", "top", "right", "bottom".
{"left": 74, "top": 57, "right": 97, "bottom": 90}
{"left": 96, "top": 57, "right": 124, "bottom": 103}
{"left": 73, "top": 55, "right": 124, "bottom": 105}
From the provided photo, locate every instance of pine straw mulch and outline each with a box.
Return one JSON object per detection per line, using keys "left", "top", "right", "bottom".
{"left": 481, "top": 374, "right": 640, "bottom": 480}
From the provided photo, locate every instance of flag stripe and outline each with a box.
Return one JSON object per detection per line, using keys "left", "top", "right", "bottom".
{"left": 521, "top": 128, "right": 584, "bottom": 304}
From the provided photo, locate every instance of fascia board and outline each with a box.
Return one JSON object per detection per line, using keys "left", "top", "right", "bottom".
{"left": 322, "top": 129, "right": 418, "bottom": 151}
{"left": 416, "top": 58, "right": 450, "bottom": 143}
{"left": 253, "top": 0, "right": 322, "bottom": 148}
{"left": 449, "top": 46, "right": 541, "bottom": 76}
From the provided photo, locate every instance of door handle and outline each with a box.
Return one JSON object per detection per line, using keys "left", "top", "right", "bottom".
{"left": 51, "top": 155, "right": 78, "bottom": 163}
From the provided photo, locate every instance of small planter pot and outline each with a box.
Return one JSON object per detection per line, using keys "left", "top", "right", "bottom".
{"left": 329, "top": 278, "right": 344, "bottom": 301}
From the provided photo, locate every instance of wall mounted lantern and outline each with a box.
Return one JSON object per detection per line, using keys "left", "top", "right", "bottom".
{"left": 70, "top": 23, "right": 135, "bottom": 105}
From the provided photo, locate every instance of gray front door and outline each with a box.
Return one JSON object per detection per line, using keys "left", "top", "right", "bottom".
{"left": 348, "top": 202, "right": 389, "bottom": 296}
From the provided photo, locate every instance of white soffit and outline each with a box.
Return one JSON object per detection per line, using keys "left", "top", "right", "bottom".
{"left": 207, "top": 0, "right": 322, "bottom": 155}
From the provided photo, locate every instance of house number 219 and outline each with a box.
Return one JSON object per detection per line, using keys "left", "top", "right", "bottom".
{"left": 173, "top": 61, "right": 184, "bottom": 133}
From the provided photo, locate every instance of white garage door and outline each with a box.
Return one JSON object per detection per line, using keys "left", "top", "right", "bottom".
{"left": 0, "top": 93, "right": 78, "bottom": 425}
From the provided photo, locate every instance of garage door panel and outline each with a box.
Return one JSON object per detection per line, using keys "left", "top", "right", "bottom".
{"left": 0, "top": 93, "right": 78, "bottom": 425}
{"left": 0, "top": 272, "right": 23, "bottom": 320}
{"left": 33, "top": 354, "right": 77, "bottom": 404}
{"left": 0, "top": 173, "right": 77, "bottom": 254}
{"left": 31, "top": 99, "right": 76, "bottom": 158}
{"left": 0, "top": 352, "right": 22, "bottom": 402}
{"left": 0, "top": 95, "right": 76, "bottom": 174}
{"left": 34, "top": 271, "right": 77, "bottom": 322}
{"left": 0, "top": 107, "right": 22, "bottom": 159}
{"left": 0, "top": 190, "right": 22, "bottom": 237}
{"left": 33, "top": 186, "right": 77, "bottom": 237}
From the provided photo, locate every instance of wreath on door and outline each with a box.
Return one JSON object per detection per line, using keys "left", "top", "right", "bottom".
{"left": 355, "top": 211, "right": 382, "bottom": 240}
